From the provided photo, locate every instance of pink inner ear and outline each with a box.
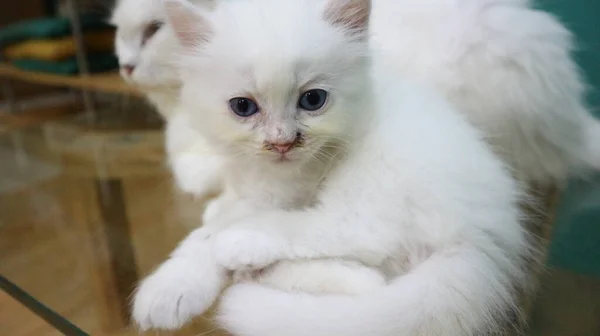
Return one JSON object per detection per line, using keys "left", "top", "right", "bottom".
{"left": 325, "top": 0, "right": 370, "bottom": 35}
{"left": 325, "top": 0, "right": 371, "bottom": 33}
{"left": 164, "top": 0, "right": 212, "bottom": 48}
{"left": 177, "top": 27, "right": 209, "bottom": 48}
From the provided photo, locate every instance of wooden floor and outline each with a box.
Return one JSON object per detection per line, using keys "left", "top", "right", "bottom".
{"left": 0, "top": 120, "right": 599, "bottom": 336}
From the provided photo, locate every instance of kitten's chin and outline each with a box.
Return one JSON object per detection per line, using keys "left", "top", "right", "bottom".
{"left": 269, "top": 153, "right": 300, "bottom": 164}
{"left": 273, "top": 156, "right": 297, "bottom": 164}
{"left": 260, "top": 150, "right": 307, "bottom": 165}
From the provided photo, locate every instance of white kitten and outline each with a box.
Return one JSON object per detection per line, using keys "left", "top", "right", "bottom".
{"left": 111, "top": 2, "right": 377, "bottom": 323}
{"left": 214, "top": 0, "right": 600, "bottom": 334}
{"left": 111, "top": 0, "right": 187, "bottom": 117}
{"left": 112, "top": 0, "right": 223, "bottom": 198}
{"left": 217, "top": 1, "right": 600, "bottom": 332}
{"left": 371, "top": 0, "right": 600, "bottom": 184}
{"left": 134, "top": 1, "right": 530, "bottom": 336}
{"left": 132, "top": 0, "right": 381, "bottom": 328}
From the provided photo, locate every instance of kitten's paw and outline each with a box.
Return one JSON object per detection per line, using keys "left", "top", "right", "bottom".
{"left": 132, "top": 258, "right": 224, "bottom": 330}
{"left": 214, "top": 228, "right": 287, "bottom": 271}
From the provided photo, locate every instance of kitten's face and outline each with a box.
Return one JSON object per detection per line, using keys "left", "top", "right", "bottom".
{"left": 168, "top": 0, "right": 371, "bottom": 166}
{"left": 111, "top": 0, "right": 183, "bottom": 89}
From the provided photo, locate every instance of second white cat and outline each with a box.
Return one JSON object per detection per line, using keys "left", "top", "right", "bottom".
{"left": 112, "top": 0, "right": 224, "bottom": 198}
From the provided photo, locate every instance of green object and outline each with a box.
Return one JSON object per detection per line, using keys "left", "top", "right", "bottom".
{"left": 550, "top": 177, "right": 600, "bottom": 277}
{"left": 12, "top": 53, "right": 118, "bottom": 75}
{"left": 0, "top": 16, "right": 111, "bottom": 47}
{"left": 537, "top": 0, "right": 600, "bottom": 277}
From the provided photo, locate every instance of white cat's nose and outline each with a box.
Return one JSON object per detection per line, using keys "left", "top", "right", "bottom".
{"left": 122, "top": 64, "right": 135, "bottom": 76}
{"left": 271, "top": 142, "right": 294, "bottom": 154}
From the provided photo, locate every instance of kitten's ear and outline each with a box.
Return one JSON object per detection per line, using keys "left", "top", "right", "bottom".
{"left": 324, "top": 0, "right": 371, "bottom": 39}
{"left": 163, "top": 0, "right": 212, "bottom": 48}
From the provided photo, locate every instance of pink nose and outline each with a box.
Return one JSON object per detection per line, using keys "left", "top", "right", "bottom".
{"left": 270, "top": 142, "right": 294, "bottom": 154}
{"left": 122, "top": 64, "right": 135, "bottom": 75}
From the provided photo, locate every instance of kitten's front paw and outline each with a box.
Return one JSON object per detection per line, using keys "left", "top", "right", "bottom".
{"left": 132, "top": 257, "right": 224, "bottom": 330}
{"left": 214, "top": 228, "right": 288, "bottom": 271}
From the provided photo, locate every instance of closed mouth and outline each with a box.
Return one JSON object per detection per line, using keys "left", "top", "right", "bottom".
{"left": 272, "top": 151, "right": 294, "bottom": 162}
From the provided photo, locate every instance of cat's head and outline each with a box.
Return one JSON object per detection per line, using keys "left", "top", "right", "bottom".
{"left": 165, "top": 0, "right": 372, "bottom": 167}
{"left": 110, "top": 0, "right": 214, "bottom": 89}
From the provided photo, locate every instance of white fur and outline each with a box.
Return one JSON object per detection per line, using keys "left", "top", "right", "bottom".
{"left": 216, "top": 75, "right": 528, "bottom": 336}
{"left": 165, "top": 111, "right": 224, "bottom": 197}
{"left": 243, "top": 259, "right": 387, "bottom": 295}
{"left": 216, "top": 2, "right": 600, "bottom": 333}
{"left": 132, "top": 226, "right": 226, "bottom": 330}
{"left": 112, "top": 0, "right": 224, "bottom": 197}
{"left": 214, "top": 0, "right": 600, "bottom": 333}
{"left": 133, "top": 1, "right": 531, "bottom": 335}
{"left": 111, "top": 0, "right": 189, "bottom": 117}
{"left": 113, "top": 0, "right": 600, "bottom": 202}
{"left": 370, "top": 0, "right": 600, "bottom": 184}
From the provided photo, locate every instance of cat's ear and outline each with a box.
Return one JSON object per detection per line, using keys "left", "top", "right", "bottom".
{"left": 163, "top": 0, "right": 212, "bottom": 49}
{"left": 324, "top": 0, "right": 371, "bottom": 39}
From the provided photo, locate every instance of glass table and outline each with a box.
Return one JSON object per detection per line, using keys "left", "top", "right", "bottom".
{"left": 1, "top": 108, "right": 599, "bottom": 336}
{"left": 0, "top": 110, "right": 227, "bottom": 336}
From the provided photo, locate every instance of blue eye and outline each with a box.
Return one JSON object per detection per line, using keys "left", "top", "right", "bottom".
{"left": 298, "top": 89, "right": 328, "bottom": 111}
{"left": 229, "top": 97, "right": 259, "bottom": 117}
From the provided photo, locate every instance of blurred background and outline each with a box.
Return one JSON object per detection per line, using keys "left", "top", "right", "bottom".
{"left": 0, "top": 1, "right": 598, "bottom": 335}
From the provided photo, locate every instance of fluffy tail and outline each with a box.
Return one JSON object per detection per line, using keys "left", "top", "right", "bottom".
{"left": 218, "top": 246, "right": 527, "bottom": 336}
